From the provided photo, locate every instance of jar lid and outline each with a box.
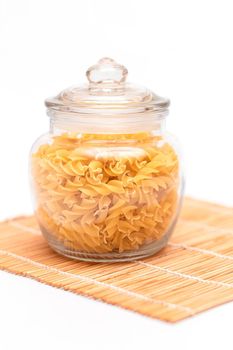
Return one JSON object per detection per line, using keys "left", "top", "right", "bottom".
{"left": 45, "top": 57, "right": 169, "bottom": 116}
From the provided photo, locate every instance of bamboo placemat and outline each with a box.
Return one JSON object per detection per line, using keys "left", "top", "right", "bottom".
{"left": 0, "top": 197, "right": 233, "bottom": 322}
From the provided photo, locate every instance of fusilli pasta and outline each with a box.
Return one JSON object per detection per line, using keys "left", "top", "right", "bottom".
{"left": 31, "top": 132, "right": 180, "bottom": 254}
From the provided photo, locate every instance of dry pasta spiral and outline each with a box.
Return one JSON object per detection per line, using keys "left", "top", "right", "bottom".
{"left": 31, "top": 132, "right": 180, "bottom": 254}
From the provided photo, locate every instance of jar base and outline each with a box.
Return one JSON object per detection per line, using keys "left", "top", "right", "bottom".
{"left": 41, "top": 228, "right": 172, "bottom": 262}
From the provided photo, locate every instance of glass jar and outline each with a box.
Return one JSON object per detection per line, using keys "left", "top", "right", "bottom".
{"left": 30, "top": 58, "right": 184, "bottom": 262}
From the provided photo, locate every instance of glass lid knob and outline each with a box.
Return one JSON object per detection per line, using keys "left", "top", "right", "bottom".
{"left": 86, "top": 57, "right": 128, "bottom": 87}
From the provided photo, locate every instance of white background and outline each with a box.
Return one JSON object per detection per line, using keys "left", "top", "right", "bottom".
{"left": 0, "top": 0, "right": 233, "bottom": 349}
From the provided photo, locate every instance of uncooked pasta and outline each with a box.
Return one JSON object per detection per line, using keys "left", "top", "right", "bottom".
{"left": 31, "top": 132, "right": 180, "bottom": 255}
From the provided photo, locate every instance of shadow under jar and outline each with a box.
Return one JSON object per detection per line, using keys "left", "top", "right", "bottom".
{"left": 30, "top": 58, "right": 184, "bottom": 262}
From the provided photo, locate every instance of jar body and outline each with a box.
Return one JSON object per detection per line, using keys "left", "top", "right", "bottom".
{"left": 30, "top": 122, "right": 184, "bottom": 262}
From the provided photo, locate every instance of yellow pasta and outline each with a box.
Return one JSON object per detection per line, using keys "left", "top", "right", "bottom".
{"left": 31, "top": 132, "right": 180, "bottom": 255}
